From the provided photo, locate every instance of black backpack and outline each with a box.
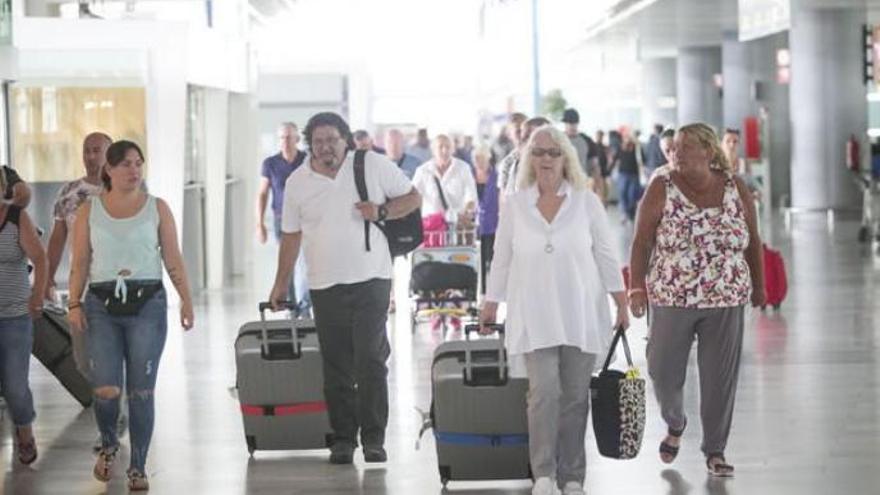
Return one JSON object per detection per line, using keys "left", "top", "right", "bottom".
{"left": 353, "top": 150, "right": 423, "bottom": 257}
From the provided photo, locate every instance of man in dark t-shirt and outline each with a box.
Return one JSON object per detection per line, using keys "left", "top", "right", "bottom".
{"left": 256, "top": 122, "right": 310, "bottom": 315}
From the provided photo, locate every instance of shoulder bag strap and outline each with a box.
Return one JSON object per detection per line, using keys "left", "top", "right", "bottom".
{"left": 433, "top": 175, "right": 449, "bottom": 212}
{"left": 600, "top": 326, "right": 634, "bottom": 372}
{"left": 352, "top": 150, "right": 371, "bottom": 251}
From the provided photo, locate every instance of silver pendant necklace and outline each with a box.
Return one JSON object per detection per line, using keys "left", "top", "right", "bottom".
{"left": 544, "top": 227, "right": 554, "bottom": 253}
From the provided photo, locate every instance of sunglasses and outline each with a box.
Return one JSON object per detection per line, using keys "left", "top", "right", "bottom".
{"left": 530, "top": 147, "right": 563, "bottom": 158}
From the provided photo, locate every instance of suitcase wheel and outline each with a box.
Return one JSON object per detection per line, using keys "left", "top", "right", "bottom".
{"left": 859, "top": 226, "right": 869, "bottom": 243}
{"left": 246, "top": 435, "right": 256, "bottom": 456}
{"left": 773, "top": 304, "right": 781, "bottom": 311}
{"left": 439, "top": 465, "right": 451, "bottom": 488}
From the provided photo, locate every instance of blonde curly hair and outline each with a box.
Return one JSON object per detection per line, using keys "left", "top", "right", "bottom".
{"left": 677, "top": 123, "right": 731, "bottom": 172}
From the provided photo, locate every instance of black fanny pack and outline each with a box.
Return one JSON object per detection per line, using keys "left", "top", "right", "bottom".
{"left": 89, "top": 280, "right": 164, "bottom": 316}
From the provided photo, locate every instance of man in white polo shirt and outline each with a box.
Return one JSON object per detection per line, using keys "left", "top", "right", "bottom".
{"left": 269, "top": 112, "right": 421, "bottom": 465}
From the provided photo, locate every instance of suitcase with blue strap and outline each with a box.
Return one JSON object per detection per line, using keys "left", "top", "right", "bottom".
{"left": 429, "top": 324, "right": 531, "bottom": 487}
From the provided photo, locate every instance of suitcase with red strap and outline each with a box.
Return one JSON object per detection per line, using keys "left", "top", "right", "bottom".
{"left": 235, "top": 302, "right": 332, "bottom": 454}
{"left": 762, "top": 244, "right": 788, "bottom": 310}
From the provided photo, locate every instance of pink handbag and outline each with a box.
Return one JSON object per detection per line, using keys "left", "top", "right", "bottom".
{"left": 421, "top": 213, "right": 447, "bottom": 247}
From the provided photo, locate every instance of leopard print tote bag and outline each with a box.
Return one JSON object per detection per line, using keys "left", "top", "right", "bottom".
{"left": 590, "top": 327, "right": 646, "bottom": 459}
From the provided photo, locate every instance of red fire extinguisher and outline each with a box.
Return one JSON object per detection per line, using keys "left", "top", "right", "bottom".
{"left": 846, "top": 134, "right": 861, "bottom": 173}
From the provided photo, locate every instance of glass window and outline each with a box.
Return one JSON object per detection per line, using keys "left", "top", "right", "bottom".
{"left": 10, "top": 85, "right": 147, "bottom": 182}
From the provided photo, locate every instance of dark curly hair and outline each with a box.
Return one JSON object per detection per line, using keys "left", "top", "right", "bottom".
{"left": 303, "top": 112, "right": 355, "bottom": 152}
{"left": 103, "top": 140, "right": 145, "bottom": 191}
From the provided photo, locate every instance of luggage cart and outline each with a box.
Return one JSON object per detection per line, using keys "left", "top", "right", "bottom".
{"left": 410, "top": 225, "right": 480, "bottom": 334}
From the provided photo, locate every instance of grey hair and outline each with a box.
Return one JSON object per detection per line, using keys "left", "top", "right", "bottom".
{"left": 516, "top": 125, "right": 588, "bottom": 190}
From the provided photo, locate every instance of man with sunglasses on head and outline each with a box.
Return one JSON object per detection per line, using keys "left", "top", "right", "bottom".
{"left": 498, "top": 116, "right": 551, "bottom": 198}
{"left": 269, "top": 112, "right": 421, "bottom": 465}
{"left": 562, "top": 108, "right": 602, "bottom": 193}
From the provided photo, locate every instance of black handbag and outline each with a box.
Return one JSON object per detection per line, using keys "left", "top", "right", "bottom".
{"left": 353, "top": 150, "right": 423, "bottom": 257}
{"left": 89, "top": 280, "right": 164, "bottom": 316}
{"left": 590, "top": 327, "right": 646, "bottom": 460}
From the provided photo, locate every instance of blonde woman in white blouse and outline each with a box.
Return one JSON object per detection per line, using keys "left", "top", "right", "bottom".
{"left": 480, "top": 125, "right": 629, "bottom": 495}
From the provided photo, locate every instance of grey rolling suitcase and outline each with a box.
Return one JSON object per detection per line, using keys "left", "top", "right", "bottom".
{"left": 32, "top": 308, "right": 92, "bottom": 407}
{"left": 235, "top": 302, "right": 332, "bottom": 455}
{"left": 429, "top": 324, "right": 531, "bottom": 487}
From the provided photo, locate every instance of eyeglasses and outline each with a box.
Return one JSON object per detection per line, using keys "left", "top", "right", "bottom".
{"left": 530, "top": 147, "right": 563, "bottom": 158}
{"left": 312, "top": 137, "right": 342, "bottom": 149}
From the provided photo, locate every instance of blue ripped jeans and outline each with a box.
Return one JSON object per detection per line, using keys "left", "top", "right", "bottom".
{"left": 85, "top": 288, "right": 168, "bottom": 473}
{"left": 0, "top": 314, "right": 36, "bottom": 427}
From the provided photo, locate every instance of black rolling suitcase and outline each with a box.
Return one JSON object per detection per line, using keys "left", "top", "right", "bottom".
{"left": 32, "top": 308, "right": 93, "bottom": 407}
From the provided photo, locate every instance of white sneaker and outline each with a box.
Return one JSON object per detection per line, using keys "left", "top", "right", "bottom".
{"left": 562, "top": 481, "right": 586, "bottom": 495}
{"left": 532, "top": 477, "right": 560, "bottom": 495}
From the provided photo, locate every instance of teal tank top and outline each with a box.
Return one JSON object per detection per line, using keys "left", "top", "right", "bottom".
{"left": 89, "top": 195, "right": 163, "bottom": 284}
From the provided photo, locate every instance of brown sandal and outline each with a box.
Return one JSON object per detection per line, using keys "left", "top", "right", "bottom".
{"left": 17, "top": 436, "right": 37, "bottom": 465}
{"left": 706, "top": 454, "right": 735, "bottom": 477}
{"left": 659, "top": 420, "right": 686, "bottom": 464}
{"left": 93, "top": 447, "right": 118, "bottom": 482}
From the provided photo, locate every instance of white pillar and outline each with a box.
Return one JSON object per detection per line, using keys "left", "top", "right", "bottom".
{"left": 203, "top": 87, "right": 229, "bottom": 289}
{"left": 789, "top": 5, "right": 865, "bottom": 209}
{"left": 677, "top": 46, "right": 723, "bottom": 129}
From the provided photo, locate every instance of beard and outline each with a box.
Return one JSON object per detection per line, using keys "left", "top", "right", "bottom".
{"left": 322, "top": 156, "right": 339, "bottom": 169}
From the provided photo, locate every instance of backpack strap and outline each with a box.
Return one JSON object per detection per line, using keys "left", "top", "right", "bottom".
{"left": 352, "top": 149, "right": 371, "bottom": 252}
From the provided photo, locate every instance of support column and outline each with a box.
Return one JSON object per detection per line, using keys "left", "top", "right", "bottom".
{"left": 722, "top": 32, "right": 751, "bottom": 130}
{"left": 203, "top": 88, "right": 229, "bottom": 289}
{"left": 676, "top": 46, "right": 722, "bottom": 129}
{"left": 641, "top": 57, "right": 677, "bottom": 131}
{"left": 789, "top": 6, "right": 865, "bottom": 209}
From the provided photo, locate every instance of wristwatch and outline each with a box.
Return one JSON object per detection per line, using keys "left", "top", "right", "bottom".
{"left": 377, "top": 204, "right": 388, "bottom": 222}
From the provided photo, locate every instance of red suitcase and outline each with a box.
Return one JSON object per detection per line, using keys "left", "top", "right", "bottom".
{"left": 762, "top": 244, "right": 788, "bottom": 310}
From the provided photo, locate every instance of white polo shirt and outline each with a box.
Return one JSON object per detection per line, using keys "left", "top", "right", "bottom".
{"left": 411, "top": 158, "right": 478, "bottom": 218}
{"left": 281, "top": 150, "right": 413, "bottom": 290}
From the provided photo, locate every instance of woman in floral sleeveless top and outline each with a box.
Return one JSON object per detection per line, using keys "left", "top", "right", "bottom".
{"left": 629, "top": 123, "right": 765, "bottom": 477}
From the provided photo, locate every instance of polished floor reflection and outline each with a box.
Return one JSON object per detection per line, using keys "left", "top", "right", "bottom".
{"left": 2, "top": 211, "right": 880, "bottom": 494}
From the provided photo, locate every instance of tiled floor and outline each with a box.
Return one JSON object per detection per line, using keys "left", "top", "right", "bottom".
{"left": 2, "top": 210, "right": 880, "bottom": 494}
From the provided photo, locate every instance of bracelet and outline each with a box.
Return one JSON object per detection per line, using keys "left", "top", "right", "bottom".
{"left": 67, "top": 303, "right": 81, "bottom": 310}
{"left": 627, "top": 288, "right": 646, "bottom": 297}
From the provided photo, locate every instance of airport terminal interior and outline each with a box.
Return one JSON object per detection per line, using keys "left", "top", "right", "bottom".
{"left": 1, "top": 0, "right": 880, "bottom": 494}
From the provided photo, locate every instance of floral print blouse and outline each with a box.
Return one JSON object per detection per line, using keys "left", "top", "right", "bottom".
{"left": 647, "top": 168, "right": 751, "bottom": 308}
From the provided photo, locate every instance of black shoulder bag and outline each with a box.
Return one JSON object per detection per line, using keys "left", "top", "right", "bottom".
{"left": 353, "top": 150, "right": 423, "bottom": 257}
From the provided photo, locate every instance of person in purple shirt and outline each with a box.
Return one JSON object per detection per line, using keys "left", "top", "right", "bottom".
{"left": 472, "top": 144, "right": 499, "bottom": 294}
{"left": 256, "top": 122, "right": 310, "bottom": 315}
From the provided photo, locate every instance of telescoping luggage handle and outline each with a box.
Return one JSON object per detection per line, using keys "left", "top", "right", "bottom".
{"left": 462, "top": 324, "right": 506, "bottom": 385}
{"left": 601, "top": 326, "right": 634, "bottom": 373}
{"left": 257, "top": 301, "right": 303, "bottom": 361}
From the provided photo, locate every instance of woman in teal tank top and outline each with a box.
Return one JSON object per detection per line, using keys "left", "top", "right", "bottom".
{"left": 68, "top": 140, "right": 194, "bottom": 491}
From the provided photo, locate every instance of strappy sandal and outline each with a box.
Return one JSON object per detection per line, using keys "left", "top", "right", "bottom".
{"left": 17, "top": 435, "right": 38, "bottom": 465}
{"left": 706, "top": 454, "right": 735, "bottom": 477}
{"left": 93, "top": 447, "right": 118, "bottom": 482}
{"left": 127, "top": 468, "right": 150, "bottom": 491}
{"left": 659, "top": 420, "right": 686, "bottom": 464}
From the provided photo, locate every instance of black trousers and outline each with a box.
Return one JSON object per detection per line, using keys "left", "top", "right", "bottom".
{"left": 480, "top": 234, "right": 496, "bottom": 295}
{"left": 310, "top": 278, "right": 392, "bottom": 447}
